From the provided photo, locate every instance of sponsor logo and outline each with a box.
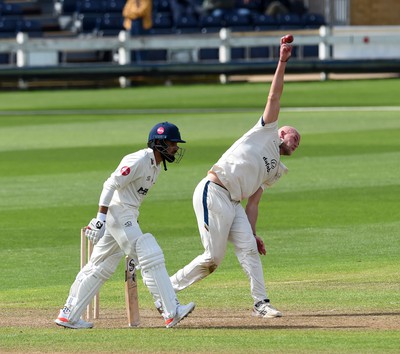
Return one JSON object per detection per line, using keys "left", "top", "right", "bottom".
{"left": 128, "top": 258, "right": 136, "bottom": 272}
{"left": 138, "top": 187, "right": 149, "bottom": 195}
{"left": 121, "top": 166, "right": 131, "bottom": 176}
{"left": 95, "top": 221, "right": 103, "bottom": 229}
{"left": 263, "top": 157, "right": 277, "bottom": 173}
{"left": 146, "top": 176, "right": 151, "bottom": 181}
{"left": 124, "top": 221, "right": 132, "bottom": 227}
{"left": 157, "top": 126, "right": 165, "bottom": 134}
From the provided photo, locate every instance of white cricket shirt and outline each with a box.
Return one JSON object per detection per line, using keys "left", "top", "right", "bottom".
{"left": 99, "top": 148, "right": 161, "bottom": 209}
{"left": 210, "top": 118, "right": 287, "bottom": 201}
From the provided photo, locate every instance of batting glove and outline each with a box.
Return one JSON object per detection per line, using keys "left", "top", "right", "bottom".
{"left": 85, "top": 213, "right": 107, "bottom": 245}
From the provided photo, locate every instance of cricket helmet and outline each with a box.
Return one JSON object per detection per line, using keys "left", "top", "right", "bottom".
{"left": 148, "top": 122, "right": 186, "bottom": 144}
{"left": 147, "top": 122, "right": 186, "bottom": 169}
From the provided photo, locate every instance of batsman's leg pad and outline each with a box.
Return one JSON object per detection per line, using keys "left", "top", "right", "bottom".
{"left": 136, "top": 233, "right": 177, "bottom": 319}
{"left": 65, "top": 255, "right": 119, "bottom": 323}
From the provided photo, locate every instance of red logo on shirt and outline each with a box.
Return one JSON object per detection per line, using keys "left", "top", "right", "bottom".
{"left": 120, "top": 166, "right": 131, "bottom": 176}
{"left": 157, "top": 127, "right": 165, "bottom": 134}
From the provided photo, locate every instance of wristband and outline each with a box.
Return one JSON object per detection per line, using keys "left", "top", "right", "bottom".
{"left": 280, "top": 59, "right": 288, "bottom": 62}
{"left": 97, "top": 212, "right": 107, "bottom": 223}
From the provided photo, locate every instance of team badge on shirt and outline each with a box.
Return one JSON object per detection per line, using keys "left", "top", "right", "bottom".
{"left": 263, "top": 157, "right": 277, "bottom": 173}
{"left": 121, "top": 166, "right": 131, "bottom": 176}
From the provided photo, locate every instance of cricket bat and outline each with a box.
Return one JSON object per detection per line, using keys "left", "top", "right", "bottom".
{"left": 125, "top": 256, "right": 140, "bottom": 327}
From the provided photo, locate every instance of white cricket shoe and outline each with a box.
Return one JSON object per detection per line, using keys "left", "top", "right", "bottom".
{"left": 252, "top": 299, "right": 282, "bottom": 318}
{"left": 165, "top": 302, "right": 195, "bottom": 328}
{"left": 55, "top": 308, "right": 94, "bottom": 329}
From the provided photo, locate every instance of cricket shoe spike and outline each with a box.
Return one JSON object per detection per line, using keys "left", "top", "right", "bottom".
{"left": 165, "top": 302, "right": 195, "bottom": 328}
{"left": 252, "top": 299, "right": 282, "bottom": 318}
{"left": 54, "top": 308, "right": 93, "bottom": 329}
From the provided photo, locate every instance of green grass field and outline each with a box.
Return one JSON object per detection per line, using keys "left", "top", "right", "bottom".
{"left": 1, "top": 79, "right": 399, "bottom": 353}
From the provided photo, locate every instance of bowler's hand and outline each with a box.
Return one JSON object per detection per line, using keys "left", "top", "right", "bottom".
{"left": 254, "top": 235, "right": 266, "bottom": 255}
{"left": 279, "top": 36, "right": 293, "bottom": 62}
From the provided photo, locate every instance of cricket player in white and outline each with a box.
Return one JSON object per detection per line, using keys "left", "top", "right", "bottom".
{"left": 170, "top": 35, "right": 301, "bottom": 318}
{"left": 55, "top": 122, "right": 195, "bottom": 329}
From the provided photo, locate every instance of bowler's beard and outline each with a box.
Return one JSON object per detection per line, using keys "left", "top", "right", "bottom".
{"left": 280, "top": 142, "right": 292, "bottom": 156}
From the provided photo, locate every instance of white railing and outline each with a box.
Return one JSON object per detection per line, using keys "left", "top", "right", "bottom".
{"left": 1, "top": 25, "right": 400, "bottom": 68}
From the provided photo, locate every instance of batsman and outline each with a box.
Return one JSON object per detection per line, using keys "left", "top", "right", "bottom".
{"left": 55, "top": 122, "right": 195, "bottom": 329}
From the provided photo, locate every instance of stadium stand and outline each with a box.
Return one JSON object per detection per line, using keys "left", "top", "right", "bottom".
{"left": 55, "top": 0, "right": 78, "bottom": 15}
{"left": 252, "top": 13, "right": 279, "bottom": 31}
{"left": 199, "top": 13, "right": 222, "bottom": 33}
{"left": 224, "top": 11, "right": 253, "bottom": 32}
{"left": 148, "top": 12, "right": 174, "bottom": 35}
{"left": 174, "top": 14, "right": 200, "bottom": 34}
{"left": 0, "top": 0, "right": 327, "bottom": 65}
{"left": 302, "top": 12, "right": 326, "bottom": 28}
{"left": 277, "top": 13, "right": 302, "bottom": 30}
{"left": 0, "top": 2, "right": 23, "bottom": 17}
{"left": 53, "top": 0, "right": 326, "bottom": 38}
{"left": 97, "top": 13, "right": 124, "bottom": 36}
{"left": 301, "top": 13, "right": 326, "bottom": 57}
{"left": 102, "top": 0, "right": 125, "bottom": 14}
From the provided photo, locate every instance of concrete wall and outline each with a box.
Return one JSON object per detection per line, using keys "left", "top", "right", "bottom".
{"left": 307, "top": 0, "right": 400, "bottom": 26}
{"left": 350, "top": 0, "right": 400, "bottom": 25}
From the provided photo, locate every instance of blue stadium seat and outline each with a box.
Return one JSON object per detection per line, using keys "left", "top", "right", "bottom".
{"left": 277, "top": 13, "right": 302, "bottom": 29}
{"left": 78, "top": 13, "right": 100, "bottom": 33}
{"left": 224, "top": 11, "right": 252, "bottom": 32}
{"left": 76, "top": 0, "right": 103, "bottom": 14}
{"left": 252, "top": 13, "right": 278, "bottom": 31}
{"left": 0, "top": 3, "right": 23, "bottom": 17}
{"left": 199, "top": 14, "right": 223, "bottom": 33}
{"left": 18, "top": 19, "right": 42, "bottom": 37}
{"left": 290, "top": 0, "right": 308, "bottom": 16}
{"left": 302, "top": 13, "right": 326, "bottom": 28}
{"left": 153, "top": 0, "right": 171, "bottom": 14}
{"left": 174, "top": 14, "right": 199, "bottom": 34}
{"left": 102, "top": 0, "right": 125, "bottom": 13}
{"left": 97, "top": 13, "right": 123, "bottom": 36}
{"left": 0, "top": 18, "right": 18, "bottom": 38}
{"left": 148, "top": 12, "right": 173, "bottom": 35}
{"left": 235, "top": 0, "right": 262, "bottom": 11}
{"left": 58, "top": 0, "right": 78, "bottom": 15}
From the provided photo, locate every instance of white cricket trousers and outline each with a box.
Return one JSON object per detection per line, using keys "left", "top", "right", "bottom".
{"left": 170, "top": 177, "right": 269, "bottom": 304}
